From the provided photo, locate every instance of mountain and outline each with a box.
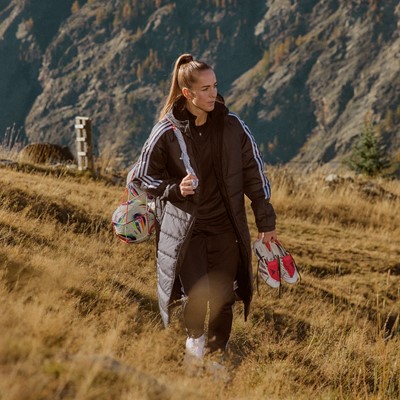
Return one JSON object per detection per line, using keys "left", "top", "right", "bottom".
{"left": 0, "top": 0, "right": 74, "bottom": 145}
{"left": 0, "top": 0, "right": 399, "bottom": 168}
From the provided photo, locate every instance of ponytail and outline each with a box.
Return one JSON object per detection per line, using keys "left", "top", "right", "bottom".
{"left": 159, "top": 53, "right": 212, "bottom": 120}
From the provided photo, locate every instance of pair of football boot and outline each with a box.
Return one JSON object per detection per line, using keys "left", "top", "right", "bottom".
{"left": 253, "top": 239, "right": 300, "bottom": 288}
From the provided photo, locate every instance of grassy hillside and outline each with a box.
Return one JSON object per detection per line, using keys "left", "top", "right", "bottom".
{"left": 0, "top": 165, "right": 399, "bottom": 399}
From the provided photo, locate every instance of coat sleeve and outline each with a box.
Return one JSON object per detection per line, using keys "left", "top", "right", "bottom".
{"left": 238, "top": 118, "right": 276, "bottom": 232}
{"left": 133, "top": 121, "right": 185, "bottom": 203}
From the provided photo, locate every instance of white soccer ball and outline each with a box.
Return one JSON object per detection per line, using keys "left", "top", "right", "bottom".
{"left": 112, "top": 199, "right": 155, "bottom": 243}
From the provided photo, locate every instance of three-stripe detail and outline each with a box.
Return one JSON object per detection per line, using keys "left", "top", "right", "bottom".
{"left": 135, "top": 119, "right": 172, "bottom": 189}
{"left": 229, "top": 112, "right": 271, "bottom": 199}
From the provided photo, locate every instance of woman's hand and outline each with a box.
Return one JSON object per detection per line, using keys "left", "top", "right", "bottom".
{"left": 258, "top": 230, "right": 277, "bottom": 244}
{"left": 180, "top": 173, "right": 199, "bottom": 197}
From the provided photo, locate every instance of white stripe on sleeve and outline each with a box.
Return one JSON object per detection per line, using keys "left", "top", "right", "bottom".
{"left": 229, "top": 112, "right": 271, "bottom": 199}
{"left": 135, "top": 120, "right": 172, "bottom": 189}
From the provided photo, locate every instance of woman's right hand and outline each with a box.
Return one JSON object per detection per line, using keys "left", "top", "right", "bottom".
{"left": 180, "top": 173, "right": 198, "bottom": 197}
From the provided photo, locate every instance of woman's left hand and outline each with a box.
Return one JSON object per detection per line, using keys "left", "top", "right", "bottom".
{"left": 258, "top": 230, "right": 277, "bottom": 244}
{"left": 179, "top": 173, "right": 198, "bottom": 197}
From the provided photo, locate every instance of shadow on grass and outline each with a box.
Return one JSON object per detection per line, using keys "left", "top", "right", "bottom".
{"left": 0, "top": 251, "right": 41, "bottom": 291}
{"left": 109, "top": 279, "right": 161, "bottom": 319}
{"left": 0, "top": 183, "right": 111, "bottom": 236}
{"left": 295, "top": 282, "right": 400, "bottom": 339}
{"left": 0, "top": 221, "right": 53, "bottom": 248}
{"left": 302, "top": 263, "right": 351, "bottom": 278}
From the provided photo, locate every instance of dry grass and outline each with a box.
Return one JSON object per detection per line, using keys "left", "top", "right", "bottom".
{"left": 0, "top": 164, "right": 399, "bottom": 400}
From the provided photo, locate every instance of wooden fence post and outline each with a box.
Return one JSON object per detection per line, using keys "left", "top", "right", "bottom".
{"left": 74, "top": 116, "right": 94, "bottom": 172}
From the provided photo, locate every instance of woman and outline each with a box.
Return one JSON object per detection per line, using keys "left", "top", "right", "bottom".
{"left": 134, "top": 53, "right": 277, "bottom": 364}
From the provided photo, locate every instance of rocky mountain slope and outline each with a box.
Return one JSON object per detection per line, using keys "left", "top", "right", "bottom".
{"left": 0, "top": 0, "right": 399, "bottom": 168}
{"left": 0, "top": 0, "right": 74, "bottom": 145}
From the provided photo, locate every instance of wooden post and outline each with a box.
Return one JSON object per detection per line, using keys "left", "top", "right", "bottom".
{"left": 74, "top": 116, "right": 94, "bottom": 171}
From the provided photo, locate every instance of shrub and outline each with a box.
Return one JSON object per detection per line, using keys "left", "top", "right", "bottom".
{"left": 347, "top": 119, "right": 391, "bottom": 177}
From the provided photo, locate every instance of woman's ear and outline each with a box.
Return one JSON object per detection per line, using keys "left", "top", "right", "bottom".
{"left": 182, "top": 87, "right": 192, "bottom": 100}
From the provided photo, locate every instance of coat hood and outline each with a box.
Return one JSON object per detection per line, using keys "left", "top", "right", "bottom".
{"left": 165, "top": 94, "right": 228, "bottom": 133}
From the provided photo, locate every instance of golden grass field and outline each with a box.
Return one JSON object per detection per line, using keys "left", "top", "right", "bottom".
{"left": 0, "top": 162, "right": 399, "bottom": 400}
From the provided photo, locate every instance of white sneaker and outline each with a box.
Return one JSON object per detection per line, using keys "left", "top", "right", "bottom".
{"left": 184, "top": 334, "right": 205, "bottom": 376}
{"left": 270, "top": 241, "right": 300, "bottom": 284}
{"left": 185, "top": 334, "right": 205, "bottom": 360}
{"left": 253, "top": 239, "right": 281, "bottom": 288}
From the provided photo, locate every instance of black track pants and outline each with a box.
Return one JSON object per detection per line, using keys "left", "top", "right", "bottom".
{"left": 179, "top": 229, "right": 240, "bottom": 353}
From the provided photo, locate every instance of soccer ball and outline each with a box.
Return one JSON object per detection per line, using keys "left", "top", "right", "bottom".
{"left": 112, "top": 199, "right": 155, "bottom": 244}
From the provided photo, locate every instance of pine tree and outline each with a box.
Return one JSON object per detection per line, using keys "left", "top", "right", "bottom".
{"left": 348, "top": 120, "right": 391, "bottom": 177}
{"left": 122, "top": 2, "right": 132, "bottom": 21}
{"left": 71, "top": 0, "right": 80, "bottom": 13}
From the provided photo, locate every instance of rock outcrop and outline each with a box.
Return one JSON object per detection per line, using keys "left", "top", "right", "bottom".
{"left": 19, "top": 142, "right": 75, "bottom": 164}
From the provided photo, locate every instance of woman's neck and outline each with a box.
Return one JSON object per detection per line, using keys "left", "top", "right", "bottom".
{"left": 185, "top": 102, "right": 208, "bottom": 126}
{"left": 193, "top": 115, "right": 207, "bottom": 126}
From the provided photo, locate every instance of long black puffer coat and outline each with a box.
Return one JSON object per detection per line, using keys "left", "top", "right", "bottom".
{"left": 134, "top": 98, "right": 276, "bottom": 327}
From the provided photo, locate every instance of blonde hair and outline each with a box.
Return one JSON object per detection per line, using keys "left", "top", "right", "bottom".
{"left": 159, "top": 53, "right": 212, "bottom": 120}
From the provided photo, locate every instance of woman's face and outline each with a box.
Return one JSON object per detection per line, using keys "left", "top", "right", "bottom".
{"left": 184, "top": 69, "right": 218, "bottom": 116}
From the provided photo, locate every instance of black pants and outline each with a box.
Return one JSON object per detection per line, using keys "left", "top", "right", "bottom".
{"left": 179, "top": 229, "right": 240, "bottom": 353}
